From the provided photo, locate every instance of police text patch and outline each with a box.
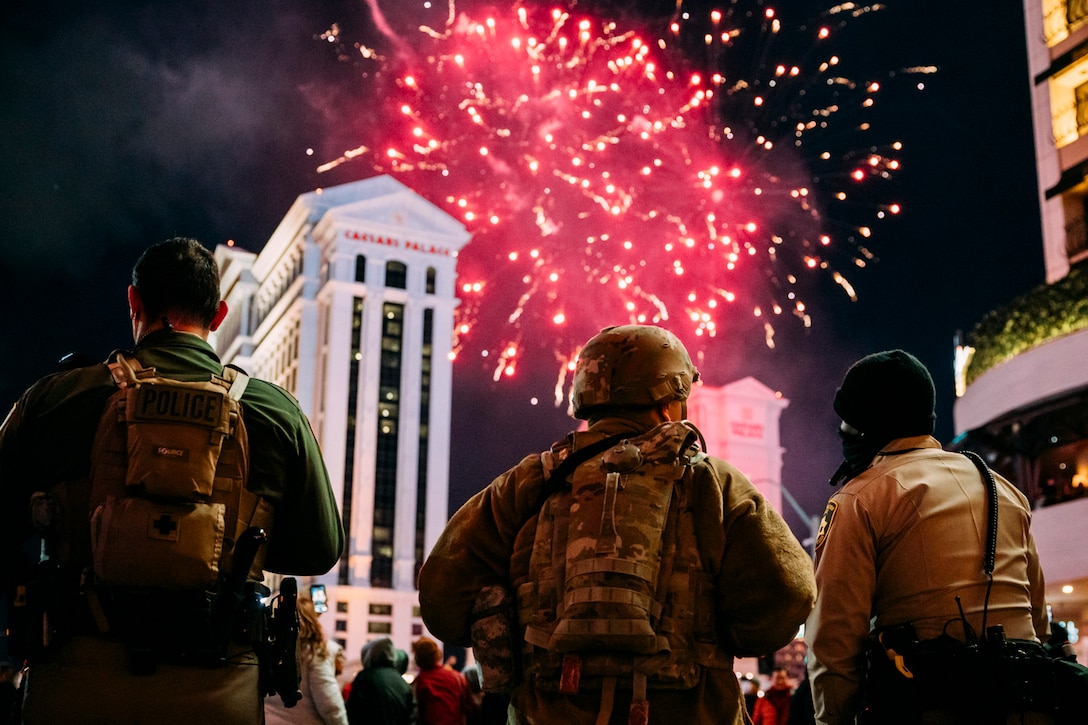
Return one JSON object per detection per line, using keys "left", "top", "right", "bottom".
{"left": 133, "top": 385, "right": 223, "bottom": 427}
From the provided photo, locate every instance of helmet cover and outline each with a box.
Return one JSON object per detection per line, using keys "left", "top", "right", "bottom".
{"left": 571, "top": 325, "right": 699, "bottom": 420}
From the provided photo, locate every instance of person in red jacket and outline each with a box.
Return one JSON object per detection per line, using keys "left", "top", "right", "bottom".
{"left": 412, "top": 637, "right": 473, "bottom": 725}
{"left": 752, "top": 668, "right": 792, "bottom": 725}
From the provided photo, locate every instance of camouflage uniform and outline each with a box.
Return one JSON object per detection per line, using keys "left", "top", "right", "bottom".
{"left": 419, "top": 413, "right": 816, "bottom": 725}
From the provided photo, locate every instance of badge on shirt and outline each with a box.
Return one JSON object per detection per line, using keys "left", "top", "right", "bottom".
{"left": 815, "top": 500, "right": 838, "bottom": 551}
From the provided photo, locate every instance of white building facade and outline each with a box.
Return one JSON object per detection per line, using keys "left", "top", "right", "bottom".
{"left": 213, "top": 175, "right": 470, "bottom": 658}
{"left": 688, "top": 377, "right": 789, "bottom": 513}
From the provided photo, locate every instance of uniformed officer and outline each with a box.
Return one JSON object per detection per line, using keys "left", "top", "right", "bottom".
{"left": 805, "top": 350, "right": 1048, "bottom": 724}
{"left": 0, "top": 238, "right": 344, "bottom": 724}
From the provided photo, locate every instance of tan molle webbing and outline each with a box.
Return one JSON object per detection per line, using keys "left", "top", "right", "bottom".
{"left": 518, "top": 420, "right": 714, "bottom": 711}
{"left": 559, "top": 659, "right": 649, "bottom": 725}
{"left": 110, "top": 353, "right": 238, "bottom": 499}
{"left": 548, "top": 457, "right": 683, "bottom": 655}
{"left": 88, "top": 352, "right": 271, "bottom": 593}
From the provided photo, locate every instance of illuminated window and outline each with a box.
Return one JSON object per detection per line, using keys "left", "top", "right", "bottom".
{"left": 415, "top": 309, "right": 434, "bottom": 580}
{"left": 339, "top": 298, "right": 364, "bottom": 585}
{"left": 372, "top": 302, "right": 404, "bottom": 588}
{"left": 1070, "top": 0, "right": 1088, "bottom": 27}
{"left": 1076, "top": 81, "right": 1088, "bottom": 138}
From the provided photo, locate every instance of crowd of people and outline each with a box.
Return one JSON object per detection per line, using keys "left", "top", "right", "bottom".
{"left": 342, "top": 634, "right": 493, "bottom": 725}
{"left": 261, "top": 618, "right": 494, "bottom": 725}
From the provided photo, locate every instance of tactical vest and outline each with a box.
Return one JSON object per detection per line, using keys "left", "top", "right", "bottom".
{"left": 87, "top": 352, "right": 271, "bottom": 586}
{"left": 81, "top": 352, "right": 273, "bottom": 658}
{"left": 514, "top": 421, "right": 727, "bottom": 722}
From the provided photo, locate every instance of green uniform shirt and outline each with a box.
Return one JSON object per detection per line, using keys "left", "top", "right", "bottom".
{"left": 0, "top": 330, "right": 343, "bottom": 580}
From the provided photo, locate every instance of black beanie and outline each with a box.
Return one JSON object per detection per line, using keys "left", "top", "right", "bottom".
{"left": 833, "top": 350, "right": 936, "bottom": 439}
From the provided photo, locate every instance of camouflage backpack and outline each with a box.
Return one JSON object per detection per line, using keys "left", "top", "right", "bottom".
{"left": 513, "top": 421, "right": 726, "bottom": 723}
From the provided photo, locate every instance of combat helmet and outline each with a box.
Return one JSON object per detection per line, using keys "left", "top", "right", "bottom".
{"left": 571, "top": 325, "right": 699, "bottom": 420}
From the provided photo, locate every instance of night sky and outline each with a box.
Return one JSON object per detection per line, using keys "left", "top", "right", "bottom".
{"left": 0, "top": 0, "right": 1044, "bottom": 538}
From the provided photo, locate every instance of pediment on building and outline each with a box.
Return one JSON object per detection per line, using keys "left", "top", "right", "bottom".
{"left": 721, "top": 376, "right": 785, "bottom": 404}
{"left": 304, "top": 175, "right": 470, "bottom": 248}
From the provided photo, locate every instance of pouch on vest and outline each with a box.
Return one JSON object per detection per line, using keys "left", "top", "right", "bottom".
{"left": 91, "top": 495, "right": 225, "bottom": 590}
{"left": 547, "top": 438, "right": 679, "bottom": 655}
{"left": 123, "top": 373, "right": 235, "bottom": 500}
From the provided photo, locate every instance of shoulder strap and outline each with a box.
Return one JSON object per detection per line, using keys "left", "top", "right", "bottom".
{"left": 108, "top": 351, "right": 249, "bottom": 400}
{"left": 221, "top": 365, "right": 250, "bottom": 401}
{"left": 532, "top": 433, "right": 630, "bottom": 514}
{"left": 961, "top": 450, "right": 999, "bottom": 639}
{"left": 961, "top": 450, "right": 998, "bottom": 576}
{"left": 106, "top": 350, "right": 156, "bottom": 388}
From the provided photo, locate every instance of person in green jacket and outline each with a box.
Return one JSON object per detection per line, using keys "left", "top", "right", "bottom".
{"left": 0, "top": 238, "right": 344, "bottom": 724}
{"left": 346, "top": 637, "right": 414, "bottom": 725}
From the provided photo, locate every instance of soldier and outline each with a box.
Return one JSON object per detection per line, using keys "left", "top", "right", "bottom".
{"left": 0, "top": 238, "right": 344, "bottom": 724}
{"left": 805, "top": 350, "right": 1049, "bottom": 724}
{"left": 419, "top": 324, "right": 816, "bottom": 725}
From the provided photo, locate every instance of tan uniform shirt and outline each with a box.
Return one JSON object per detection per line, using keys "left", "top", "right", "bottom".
{"left": 805, "top": 436, "right": 1048, "bottom": 725}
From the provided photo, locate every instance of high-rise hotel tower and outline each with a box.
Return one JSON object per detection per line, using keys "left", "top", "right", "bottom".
{"left": 213, "top": 175, "right": 470, "bottom": 655}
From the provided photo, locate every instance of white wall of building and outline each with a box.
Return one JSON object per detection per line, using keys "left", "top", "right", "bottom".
{"left": 687, "top": 377, "right": 789, "bottom": 513}
{"left": 215, "top": 176, "right": 470, "bottom": 660}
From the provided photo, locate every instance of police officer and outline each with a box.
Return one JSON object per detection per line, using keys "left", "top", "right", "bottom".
{"left": 419, "top": 324, "right": 816, "bottom": 725}
{"left": 805, "top": 350, "right": 1048, "bottom": 724}
{"left": 0, "top": 238, "right": 344, "bottom": 724}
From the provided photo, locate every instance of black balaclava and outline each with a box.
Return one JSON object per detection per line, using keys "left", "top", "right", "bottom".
{"left": 828, "top": 349, "right": 936, "bottom": 486}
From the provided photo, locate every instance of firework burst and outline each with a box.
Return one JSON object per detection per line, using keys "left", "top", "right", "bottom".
{"left": 318, "top": 0, "right": 930, "bottom": 389}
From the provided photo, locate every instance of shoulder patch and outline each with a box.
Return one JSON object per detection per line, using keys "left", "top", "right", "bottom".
{"left": 815, "top": 500, "right": 838, "bottom": 551}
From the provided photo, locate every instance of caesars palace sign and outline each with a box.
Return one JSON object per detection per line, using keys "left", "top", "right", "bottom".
{"left": 344, "top": 229, "right": 455, "bottom": 257}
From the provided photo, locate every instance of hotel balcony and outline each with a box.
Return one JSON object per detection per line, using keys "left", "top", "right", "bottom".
{"left": 953, "top": 263, "right": 1088, "bottom": 657}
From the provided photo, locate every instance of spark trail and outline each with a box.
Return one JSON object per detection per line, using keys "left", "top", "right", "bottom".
{"left": 319, "top": 1, "right": 930, "bottom": 389}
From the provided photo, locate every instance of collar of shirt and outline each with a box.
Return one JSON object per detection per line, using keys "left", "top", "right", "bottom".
{"left": 135, "top": 329, "right": 217, "bottom": 355}
{"left": 876, "top": 434, "right": 941, "bottom": 458}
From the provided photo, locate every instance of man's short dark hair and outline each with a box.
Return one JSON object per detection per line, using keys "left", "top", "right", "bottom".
{"left": 132, "top": 238, "right": 221, "bottom": 328}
